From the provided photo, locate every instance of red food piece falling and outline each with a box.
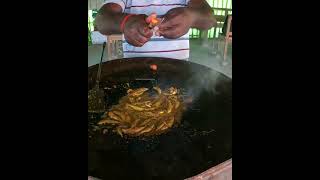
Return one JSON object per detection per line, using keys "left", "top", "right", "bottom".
{"left": 150, "top": 64, "right": 157, "bottom": 71}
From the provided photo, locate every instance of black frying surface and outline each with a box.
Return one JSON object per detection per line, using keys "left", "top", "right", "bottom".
{"left": 88, "top": 57, "right": 232, "bottom": 180}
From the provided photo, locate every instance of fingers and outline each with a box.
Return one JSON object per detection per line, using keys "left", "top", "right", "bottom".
{"left": 124, "top": 25, "right": 152, "bottom": 47}
{"left": 159, "top": 7, "right": 188, "bottom": 34}
{"left": 158, "top": 16, "right": 180, "bottom": 31}
{"left": 158, "top": 20, "right": 178, "bottom": 37}
{"left": 126, "top": 37, "right": 144, "bottom": 47}
{"left": 159, "top": 7, "right": 182, "bottom": 28}
{"left": 145, "top": 16, "right": 152, "bottom": 23}
{"left": 159, "top": 28, "right": 180, "bottom": 39}
{"left": 132, "top": 39, "right": 144, "bottom": 47}
{"left": 160, "top": 24, "right": 187, "bottom": 39}
{"left": 158, "top": 19, "right": 178, "bottom": 31}
{"left": 135, "top": 32, "right": 149, "bottom": 44}
{"left": 145, "top": 13, "right": 157, "bottom": 23}
{"left": 139, "top": 26, "right": 153, "bottom": 38}
{"left": 125, "top": 30, "right": 150, "bottom": 47}
{"left": 123, "top": 14, "right": 155, "bottom": 47}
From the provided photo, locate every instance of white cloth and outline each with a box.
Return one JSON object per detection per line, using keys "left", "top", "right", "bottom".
{"left": 91, "top": 31, "right": 107, "bottom": 44}
{"left": 103, "top": 0, "right": 190, "bottom": 60}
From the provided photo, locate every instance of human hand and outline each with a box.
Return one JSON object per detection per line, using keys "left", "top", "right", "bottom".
{"left": 158, "top": 7, "right": 195, "bottom": 39}
{"left": 123, "top": 15, "right": 153, "bottom": 47}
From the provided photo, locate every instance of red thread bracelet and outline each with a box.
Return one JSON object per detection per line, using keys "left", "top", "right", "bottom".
{"left": 120, "top": 14, "right": 136, "bottom": 33}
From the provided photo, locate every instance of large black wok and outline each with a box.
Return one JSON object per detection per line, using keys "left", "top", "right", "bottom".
{"left": 88, "top": 57, "right": 232, "bottom": 180}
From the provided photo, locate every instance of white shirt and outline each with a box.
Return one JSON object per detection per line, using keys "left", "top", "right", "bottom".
{"left": 103, "top": 0, "right": 190, "bottom": 60}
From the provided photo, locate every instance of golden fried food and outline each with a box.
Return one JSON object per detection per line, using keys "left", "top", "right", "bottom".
{"left": 175, "top": 100, "right": 180, "bottom": 109}
{"left": 116, "top": 127, "right": 123, "bottom": 137}
{"left": 139, "top": 124, "right": 155, "bottom": 134}
{"left": 167, "top": 100, "right": 173, "bottom": 113}
{"left": 153, "top": 86, "right": 162, "bottom": 95}
{"left": 112, "top": 111, "right": 126, "bottom": 121}
{"left": 97, "top": 86, "right": 184, "bottom": 137}
{"left": 156, "top": 122, "right": 166, "bottom": 131}
{"left": 127, "top": 88, "right": 149, "bottom": 97}
{"left": 98, "top": 119, "right": 120, "bottom": 125}
{"left": 108, "top": 112, "right": 121, "bottom": 121}
{"left": 122, "top": 126, "right": 145, "bottom": 135}
{"left": 126, "top": 103, "right": 145, "bottom": 111}
{"left": 163, "top": 87, "right": 178, "bottom": 95}
{"left": 167, "top": 116, "right": 175, "bottom": 127}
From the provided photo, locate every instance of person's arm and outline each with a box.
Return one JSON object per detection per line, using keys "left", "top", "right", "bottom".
{"left": 187, "top": 0, "right": 217, "bottom": 29}
{"left": 95, "top": 3, "right": 153, "bottom": 47}
{"left": 95, "top": 3, "right": 126, "bottom": 35}
{"left": 158, "top": 0, "right": 217, "bottom": 39}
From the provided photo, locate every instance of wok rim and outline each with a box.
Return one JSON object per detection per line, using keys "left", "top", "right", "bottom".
{"left": 88, "top": 57, "right": 232, "bottom": 82}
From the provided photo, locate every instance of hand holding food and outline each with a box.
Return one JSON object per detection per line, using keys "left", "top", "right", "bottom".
{"left": 158, "top": 7, "right": 195, "bottom": 39}
{"left": 146, "top": 13, "right": 163, "bottom": 36}
{"left": 122, "top": 14, "right": 153, "bottom": 47}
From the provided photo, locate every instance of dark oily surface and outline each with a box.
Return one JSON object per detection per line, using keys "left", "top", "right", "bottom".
{"left": 88, "top": 57, "right": 232, "bottom": 180}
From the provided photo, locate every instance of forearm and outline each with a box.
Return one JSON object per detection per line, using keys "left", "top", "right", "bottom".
{"left": 188, "top": 0, "right": 217, "bottom": 30}
{"left": 95, "top": 3, "right": 128, "bottom": 35}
